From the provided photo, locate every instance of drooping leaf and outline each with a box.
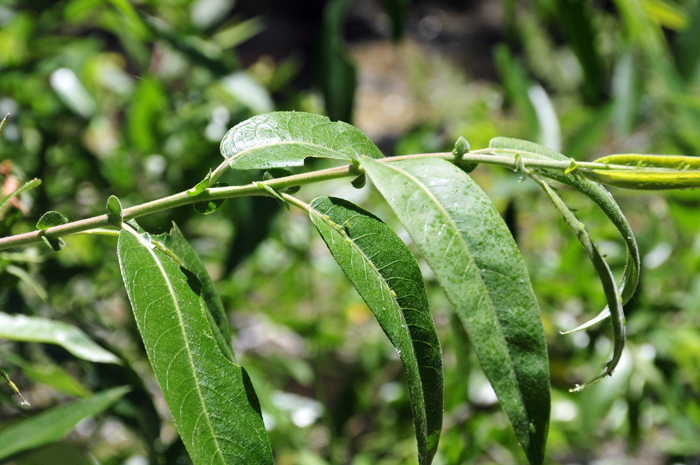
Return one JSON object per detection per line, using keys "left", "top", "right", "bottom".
{"left": 117, "top": 227, "right": 273, "bottom": 465}
{"left": 309, "top": 196, "right": 443, "bottom": 465}
{"left": 362, "top": 156, "right": 550, "bottom": 465}
{"left": 0, "top": 313, "right": 120, "bottom": 364}
{"left": 36, "top": 211, "right": 68, "bottom": 230}
{"left": 220, "top": 112, "right": 383, "bottom": 171}
{"left": 193, "top": 182, "right": 228, "bottom": 214}
{"left": 153, "top": 223, "right": 235, "bottom": 363}
{"left": 488, "top": 137, "right": 640, "bottom": 311}
{"left": 106, "top": 195, "right": 123, "bottom": 227}
{"left": 527, "top": 173, "right": 624, "bottom": 390}
{"left": 0, "top": 386, "right": 130, "bottom": 461}
{"left": 317, "top": 0, "right": 357, "bottom": 123}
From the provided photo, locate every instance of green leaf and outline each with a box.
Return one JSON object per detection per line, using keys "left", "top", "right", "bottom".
{"left": 106, "top": 195, "right": 123, "bottom": 227}
{"left": 489, "top": 137, "right": 640, "bottom": 310}
{"left": 317, "top": 0, "right": 357, "bottom": 122}
{"left": 361, "top": 156, "right": 550, "bottom": 465}
{"left": 117, "top": 227, "right": 273, "bottom": 465}
{"left": 153, "top": 223, "right": 235, "bottom": 363}
{"left": 0, "top": 178, "right": 41, "bottom": 213}
{"left": 309, "top": 196, "right": 443, "bottom": 465}
{"left": 1, "top": 365, "right": 28, "bottom": 406}
{"left": 0, "top": 386, "right": 130, "bottom": 461}
{"left": 193, "top": 182, "right": 228, "bottom": 214}
{"left": 527, "top": 173, "right": 624, "bottom": 391}
{"left": 187, "top": 170, "right": 212, "bottom": 197}
{"left": 36, "top": 211, "right": 68, "bottom": 230}
{"left": 0, "top": 312, "right": 120, "bottom": 364}
{"left": 220, "top": 112, "right": 383, "bottom": 170}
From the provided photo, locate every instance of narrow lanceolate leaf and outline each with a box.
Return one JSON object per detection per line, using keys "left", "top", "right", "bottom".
{"left": 0, "top": 313, "right": 119, "bottom": 364}
{"left": 220, "top": 111, "right": 383, "bottom": 170}
{"left": 489, "top": 137, "right": 640, "bottom": 315}
{"left": 0, "top": 386, "right": 130, "bottom": 461}
{"left": 309, "top": 196, "right": 443, "bottom": 465}
{"left": 153, "top": 223, "right": 235, "bottom": 363}
{"left": 118, "top": 227, "right": 272, "bottom": 465}
{"left": 528, "top": 174, "right": 624, "bottom": 391}
{"left": 362, "top": 156, "right": 550, "bottom": 465}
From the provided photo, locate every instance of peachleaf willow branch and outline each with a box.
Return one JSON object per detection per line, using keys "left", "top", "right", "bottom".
{"left": 0, "top": 151, "right": 636, "bottom": 252}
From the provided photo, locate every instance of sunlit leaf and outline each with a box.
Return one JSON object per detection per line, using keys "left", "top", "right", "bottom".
{"left": 220, "top": 112, "right": 382, "bottom": 170}
{"left": 117, "top": 227, "right": 272, "bottom": 465}
{"left": 0, "top": 313, "right": 119, "bottom": 364}
{"left": 309, "top": 196, "right": 443, "bottom": 465}
{"left": 362, "top": 156, "right": 550, "bottom": 465}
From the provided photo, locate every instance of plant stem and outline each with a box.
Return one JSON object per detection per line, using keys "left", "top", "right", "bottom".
{"left": 0, "top": 151, "right": 634, "bottom": 251}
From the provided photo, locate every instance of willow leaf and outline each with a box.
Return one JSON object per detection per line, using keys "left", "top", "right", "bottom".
{"left": 118, "top": 227, "right": 272, "bottom": 465}
{"left": 0, "top": 313, "right": 119, "bottom": 364}
{"left": 489, "top": 137, "right": 640, "bottom": 323}
{"left": 0, "top": 386, "right": 130, "bottom": 461}
{"left": 153, "top": 223, "right": 235, "bottom": 363}
{"left": 220, "top": 111, "right": 383, "bottom": 170}
{"left": 309, "top": 196, "right": 443, "bottom": 465}
{"left": 0, "top": 178, "right": 41, "bottom": 212}
{"left": 362, "top": 156, "right": 550, "bottom": 465}
{"left": 528, "top": 173, "right": 624, "bottom": 390}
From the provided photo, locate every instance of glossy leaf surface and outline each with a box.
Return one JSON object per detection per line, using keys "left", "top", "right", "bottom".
{"left": 0, "top": 386, "right": 129, "bottom": 461}
{"left": 0, "top": 312, "right": 119, "bottom": 364}
{"left": 362, "top": 156, "right": 550, "bottom": 465}
{"left": 118, "top": 227, "right": 272, "bottom": 465}
{"left": 309, "top": 196, "right": 443, "bottom": 465}
{"left": 220, "top": 111, "right": 383, "bottom": 170}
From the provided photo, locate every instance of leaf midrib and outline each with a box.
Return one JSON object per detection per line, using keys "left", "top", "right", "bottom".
{"left": 369, "top": 159, "right": 528, "bottom": 420}
{"left": 125, "top": 227, "right": 226, "bottom": 463}
{"left": 309, "top": 206, "right": 428, "bottom": 440}
{"left": 227, "top": 140, "right": 353, "bottom": 163}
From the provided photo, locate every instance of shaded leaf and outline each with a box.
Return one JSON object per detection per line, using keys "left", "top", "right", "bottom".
{"left": 153, "top": 223, "right": 235, "bottom": 363}
{"left": 380, "top": 0, "right": 411, "bottom": 42}
{"left": 1, "top": 365, "right": 28, "bottom": 406}
{"left": 0, "top": 313, "right": 119, "bottom": 364}
{"left": 0, "top": 386, "right": 130, "bottom": 461}
{"left": 362, "top": 156, "right": 550, "bottom": 465}
{"left": 36, "top": 211, "right": 68, "bottom": 230}
{"left": 2, "top": 352, "right": 90, "bottom": 399}
{"left": 220, "top": 112, "right": 382, "bottom": 170}
{"left": 117, "top": 227, "right": 273, "bottom": 465}
{"left": 309, "top": 196, "right": 443, "bottom": 465}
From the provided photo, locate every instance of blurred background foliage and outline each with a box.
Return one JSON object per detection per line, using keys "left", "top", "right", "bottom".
{"left": 1, "top": 0, "right": 700, "bottom": 464}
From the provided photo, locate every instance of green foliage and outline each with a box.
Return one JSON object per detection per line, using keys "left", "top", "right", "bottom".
{"left": 117, "top": 226, "right": 273, "bottom": 464}
{"left": 361, "top": 156, "right": 550, "bottom": 464}
{"left": 220, "top": 111, "right": 383, "bottom": 170}
{"left": 0, "top": 386, "right": 130, "bottom": 461}
{"left": 309, "top": 196, "right": 443, "bottom": 465}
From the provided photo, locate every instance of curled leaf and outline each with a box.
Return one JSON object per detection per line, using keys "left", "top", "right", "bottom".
{"left": 586, "top": 153, "right": 700, "bottom": 190}
{"left": 187, "top": 169, "right": 212, "bottom": 197}
{"left": 106, "top": 195, "right": 123, "bottom": 227}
